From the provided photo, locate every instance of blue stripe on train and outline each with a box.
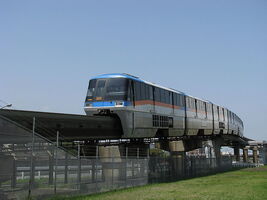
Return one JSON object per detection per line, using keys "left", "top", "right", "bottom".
{"left": 85, "top": 101, "right": 131, "bottom": 107}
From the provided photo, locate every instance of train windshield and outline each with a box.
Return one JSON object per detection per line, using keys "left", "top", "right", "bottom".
{"left": 86, "top": 78, "right": 129, "bottom": 101}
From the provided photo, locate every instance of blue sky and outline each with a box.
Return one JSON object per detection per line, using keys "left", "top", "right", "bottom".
{"left": 0, "top": 1, "right": 266, "bottom": 141}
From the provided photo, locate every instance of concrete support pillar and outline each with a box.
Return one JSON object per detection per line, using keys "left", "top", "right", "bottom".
{"left": 243, "top": 148, "right": 248, "bottom": 163}
{"left": 253, "top": 147, "right": 258, "bottom": 163}
{"left": 99, "top": 146, "right": 122, "bottom": 185}
{"left": 234, "top": 146, "right": 240, "bottom": 162}
{"left": 155, "top": 142, "right": 161, "bottom": 149}
{"left": 212, "top": 140, "right": 222, "bottom": 167}
{"left": 169, "top": 141, "right": 185, "bottom": 179}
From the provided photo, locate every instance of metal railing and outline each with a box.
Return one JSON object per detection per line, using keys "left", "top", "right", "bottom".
{"left": 0, "top": 115, "right": 254, "bottom": 200}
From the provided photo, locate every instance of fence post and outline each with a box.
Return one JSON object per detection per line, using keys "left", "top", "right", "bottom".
{"left": 77, "top": 142, "right": 81, "bottom": 190}
{"left": 54, "top": 131, "right": 59, "bottom": 194}
{"left": 49, "top": 148, "right": 54, "bottom": 185}
{"left": 111, "top": 151, "right": 114, "bottom": 190}
{"left": 124, "top": 147, "right": 128, "bottom": 186}
{"left": 64, "top": 151, "right": 68, "bottom": 184}
{"left": 11, "top": 158, "right": 17, "bottom": 188}
{"left": 28, "top": 116, "right": 35, "bottom": 198}
{"left": 95, "top": 145, "right": 98, "bottom": 192}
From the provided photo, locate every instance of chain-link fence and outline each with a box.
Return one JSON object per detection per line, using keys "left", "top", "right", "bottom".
{"left": 0, "top": 114, "right": 252, "bottom": 200}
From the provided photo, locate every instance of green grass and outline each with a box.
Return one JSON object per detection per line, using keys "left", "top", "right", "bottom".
{"left": 49, "top": 166, "right": 267, "bottom": 200}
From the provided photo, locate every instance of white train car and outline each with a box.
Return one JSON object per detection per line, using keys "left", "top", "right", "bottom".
{"left": 84, "top": 73, "right": 243, "bottom": 138}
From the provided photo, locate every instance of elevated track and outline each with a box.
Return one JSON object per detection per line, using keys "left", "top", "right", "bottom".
{"left": 0, "top": 109, "right": 122, "bottom": 142}
{"left": 0, "top": 109, "right": 249, "bottom": 148}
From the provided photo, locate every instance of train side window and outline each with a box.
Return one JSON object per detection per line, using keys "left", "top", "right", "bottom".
{"left": 160, "top": 89, "right": 165, "bottom": 103}
{"left": 127, "top": 80, "right": 133, "bottom": 101}
{"left": 217, "top": 106, "right": 220, "bottom": 120}
{"left": 193, "top": 98, "right": 196, "bottom": 109}
{"left": 177, "top": 94, "right": 181, "bottom": 106}
{"left": 134, "top": 81, "right": 141, "bottom": 101}
{"left": 174, "top": 93, "right": 178, "bottom": 106}
{"left": 169, "top": 92, "right": 172, "bottom": 105}
{"left": 154, "top": 87, "right": 160, "bottom": 102}
{"left": 146, "top": 85, "right": 149, "bottom": 100}
{"left": 188, "top": 97, "right": 191, "bottom": 108}
{"left": 163, "top": 90, "right": 167, "bottom": 104}
{"left": 165, "top": 90, "right": 168, "bottom": 104}
{"left": 138, "top": 82, "right": 143, "bottom": 100}
{"left": 179, "top": 94, "right": 182, "bottom": 106}
{"left": 185, "top": 96, "right": 188, "bottom": 107}
{"left": 180, "top": 95, "right": 185, "bottom": 106}
{"left": 189, "top": 98, "right": 192, "bottom": 108}
{"left": 233, "top": 113, "right": 235, "bottom": 123}
{"left": 165, "top": 91, "right": 169, "bottom": 104}
{"left": 170, "top": 92, "right": 173, "bottom": 105}
{"left": 149, "top": 86, "right": 153, "bottom": 100}
{"left": 213, "top": 105, "right": 216, "bottom": 118}
{"left": 140, "top": 83, "right": 145, "bottom": 100}
{"left": 165, "top": 91, "right": 170, "bottom": 104}
{"left": 204, "top": 103, "right": 207, "bottom": 117}
{"left": 210, "top": 104, "right": 212, "bottom": 113}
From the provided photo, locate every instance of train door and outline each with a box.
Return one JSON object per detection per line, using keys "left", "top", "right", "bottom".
{"left": 145, "top": 84, "right": 154, "bottom": 113}
{"left": 150, "top": 86, "right": 155, "bottom": 113}
{"left": 154, "top": 87, "right": 160, "bottom": 114}
{"left": 128, "top": 80, "right": 135, "bottom": 107}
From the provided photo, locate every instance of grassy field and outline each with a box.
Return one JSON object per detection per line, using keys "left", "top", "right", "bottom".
{"left": 50, "top": 166, "right": 267, "bottom": 200}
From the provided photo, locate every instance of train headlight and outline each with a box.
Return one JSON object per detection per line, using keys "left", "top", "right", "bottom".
{"left": 115, "top": 101, "right": 124, "bottom": 107}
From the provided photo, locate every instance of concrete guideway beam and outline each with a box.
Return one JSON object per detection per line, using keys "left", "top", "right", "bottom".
{"left": 0, "top": 109, "right": 123, "bottom": 141}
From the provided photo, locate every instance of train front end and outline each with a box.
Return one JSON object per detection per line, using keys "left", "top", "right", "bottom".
{"left": 84, "top": 74, "right": 132, "bottom": 116}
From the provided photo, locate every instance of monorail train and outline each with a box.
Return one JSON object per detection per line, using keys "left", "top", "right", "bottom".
{"left": 84, "top": 73, "right": 244, "bottom": 139}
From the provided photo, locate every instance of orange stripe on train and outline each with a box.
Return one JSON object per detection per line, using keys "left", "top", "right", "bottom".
{"left": 135, "top": 100, "right": 182, "bottom": 110}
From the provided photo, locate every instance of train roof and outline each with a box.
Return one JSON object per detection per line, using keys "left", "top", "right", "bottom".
{"left": 91, "top": 73, "right": 185, "bottom": 95}
{"left": 91, "top": 73, "right": 142, "bottom": 82}
{"left": 91, "top": 73, "right": 219, "bottom": 103}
